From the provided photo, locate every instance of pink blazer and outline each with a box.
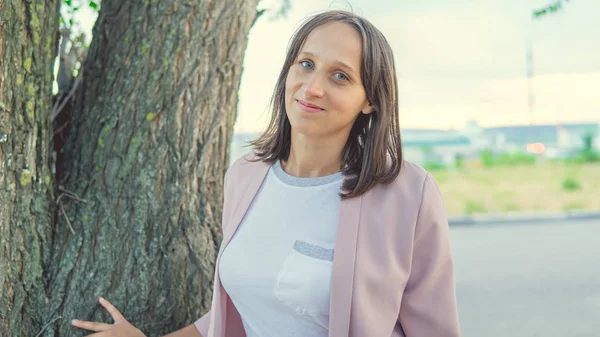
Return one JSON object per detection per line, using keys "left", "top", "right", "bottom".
{"left": 195, "top": 153, "right": 460, "bottom": 337}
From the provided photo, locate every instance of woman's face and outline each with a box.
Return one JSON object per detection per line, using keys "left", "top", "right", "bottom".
{"left": 285, "top": 22, "right": 371, "bottom": 140}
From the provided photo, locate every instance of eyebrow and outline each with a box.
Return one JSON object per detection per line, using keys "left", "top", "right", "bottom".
{"left": 298, "top": 51, "right": 359, "bottom": 77}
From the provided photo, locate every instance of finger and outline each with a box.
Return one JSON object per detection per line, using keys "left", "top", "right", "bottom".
{"left": 72, "top": 319, "right": 112, "bottom": 331}
{"left": 98, "top": 297, "right": 125, "bottom": 322}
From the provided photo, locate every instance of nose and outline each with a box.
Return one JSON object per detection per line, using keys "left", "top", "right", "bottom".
{"left": 303, "top": 73, "right": 325, "bottom": 98}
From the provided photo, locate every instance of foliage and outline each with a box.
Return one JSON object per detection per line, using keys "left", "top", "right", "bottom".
{"left": 533, "top": 0, "right": 570, "bottom": 19}
{"left": 54, "top": 1, "right": 101, "bottom": 93}
{"left": 498, "top": 152, "right": 537, "bottom": 165}
{"left": 434, "top": 161, "right": 599, "bottom": 216}
{"left": 579, "top": 132, "right": 600, "bottom": 162}
{"left": 61, "top": 0, "right": 101, "bottom": 30}
{"left": 562, "top": 132, "right": 600, "bottom": 163}
{"left": 579, "top": 150, "right": 600, "bottom": 163}
{"left": 582, "top": 131, "right": 594, "bottom": 151}
{"left": 563, "top": 202, "right": 585, "bottom": 211}
{"left": 480, "top": 150, "right": 495, "bottom": 167}
{"left": 464, "top": 200, "right": 486, "bottom": 215}
{"left": 561, "top": 177, "right": 581, "bottom": 191}
{"left": 423, "top": 161, "right": 447, "bottom": 171}
{"left": 480, "top": 150, "right": 537, "bottom": 167}
{"left": 420, "top": 145, "right": 433, "bottom": 153}
{"left": 454, "top": 154, "right": 464, "bottom": 169}
{"left": 501, "top": 203, "right": 520, "bottom": 213}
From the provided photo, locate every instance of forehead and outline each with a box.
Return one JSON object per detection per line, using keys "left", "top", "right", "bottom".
{"left": 300, "top": 21, "right": 363, "bottom": 71}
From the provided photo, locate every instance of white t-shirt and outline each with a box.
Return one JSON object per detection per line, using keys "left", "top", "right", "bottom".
{"left": 219, "top": 160, "right": 343, "bottom": 337}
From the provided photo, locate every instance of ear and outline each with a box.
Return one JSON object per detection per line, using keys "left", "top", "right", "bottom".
{"left": 361, "top": 102, "right": 374, "bottom": 115}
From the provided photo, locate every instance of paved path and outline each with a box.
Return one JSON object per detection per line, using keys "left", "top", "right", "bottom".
{"left": 451, "top": 218, "right": 600, "bottom": 337}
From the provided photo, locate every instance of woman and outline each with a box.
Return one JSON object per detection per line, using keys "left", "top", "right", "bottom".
{"left": 72, "top": 10, "right": 461, "bottom": 337}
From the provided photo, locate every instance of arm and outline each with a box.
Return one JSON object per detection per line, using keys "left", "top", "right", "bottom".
{"left": 398, "top": 174, "right": 461, "bottom": 336}
{"left": 162, "top": 310, "right": 210, "bottom": 337}
{"left": 162, "top": 324, "right": 203, "bottom": 337}
{"left": 71, "top": 298, "right": 209, "bottom": 337}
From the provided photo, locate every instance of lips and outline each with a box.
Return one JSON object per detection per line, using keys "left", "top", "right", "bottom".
{"left": 296, "top": 99, "right": 324, "bottom": 113}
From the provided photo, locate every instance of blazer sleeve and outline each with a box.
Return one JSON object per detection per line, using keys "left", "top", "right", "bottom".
{"left": 194, "top": 311, "right": 211, "bottom": 336}
{"left": 193, "top": 166, "right": 232, "bottom": 336}
{"left": 398, "top": 173, "right": 461, "bottom": 336}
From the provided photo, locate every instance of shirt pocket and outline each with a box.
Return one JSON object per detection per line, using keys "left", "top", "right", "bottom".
{"left": 273, "top": 240, "right": 335, "bottom": 320}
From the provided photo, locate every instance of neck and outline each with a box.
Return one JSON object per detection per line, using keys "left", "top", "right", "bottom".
{"left": 282, "top": 132, "right": 347, "bottom": 178}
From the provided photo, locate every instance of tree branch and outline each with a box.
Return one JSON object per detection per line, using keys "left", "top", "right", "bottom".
{"left": 533, "top": 0, "right": 569, "bottom": 19}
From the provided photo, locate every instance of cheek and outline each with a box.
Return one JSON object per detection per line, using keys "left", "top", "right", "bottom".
{"left": 331, "top": 91, "right": 366, "bottom": 118}
{"left": 285, "top": 69, "right": 302, "bottom": 91}
{"left": 285, "top": 77, "right": 292, "bottom": 93}
{"left": 284, "top": 74, "right": 297, "bottom": 101}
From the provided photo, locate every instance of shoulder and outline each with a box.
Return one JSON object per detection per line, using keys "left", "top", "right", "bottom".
{"left": 398, "top": 159, "right": 430, "bottom": 184}
{"left": 375, "top": 159, "right": 438, "bottom": 198}
{"left": 224, "top": 151, "right": 270, "bottom": 186}
{"left": 227, "top": 151, "right": 260, "bottom": 173}
{"left": 366, "top": 159, "right": 445, "bottom": 221}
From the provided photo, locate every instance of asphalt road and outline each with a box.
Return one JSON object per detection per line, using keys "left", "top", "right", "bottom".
{"left": 451, "top": 218, "right": 600, "bottom": 337}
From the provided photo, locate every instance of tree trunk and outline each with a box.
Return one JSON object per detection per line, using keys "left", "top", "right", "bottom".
{"left": 0, "top": 0, "right": 60, "bottom": 336}
{"left": 1, "top": 0, "right": 261, "bottom": 336}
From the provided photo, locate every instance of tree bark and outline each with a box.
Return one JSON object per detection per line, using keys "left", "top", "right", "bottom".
{"left": 0, "top": 0, "right": 60, "bottom": 336}
{"left": 1, "top": 0, "right": 261, "bottom": 336}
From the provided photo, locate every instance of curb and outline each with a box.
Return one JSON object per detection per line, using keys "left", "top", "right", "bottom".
{"left": 448, "top": 210, "right": 600, "bottom": 226}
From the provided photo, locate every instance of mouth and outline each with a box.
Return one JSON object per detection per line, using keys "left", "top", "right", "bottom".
{"left": 296, "top": 99, "right": 324, "bottom": 113}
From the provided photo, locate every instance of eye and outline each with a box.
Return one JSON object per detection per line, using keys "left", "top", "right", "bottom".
{"left": 334, "top": 72, "right": 349, "bottom": 82}
{"left": 300, "top": 60, "right": 313, "bottom": 69}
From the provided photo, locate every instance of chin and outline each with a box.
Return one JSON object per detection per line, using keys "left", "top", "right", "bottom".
{"left": 287, "top": 117, "right": 318, "bottom": 136}
{"left": 286, "top": 106, "right": 328, "bottom": 136}
{"left": 289, "top": 119, "right": 315, "bottom": 135}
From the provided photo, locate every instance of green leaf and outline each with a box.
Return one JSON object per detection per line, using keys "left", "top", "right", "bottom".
{"left": 533, "top": 9, "right": 548, "bottom": 18}
{"left": 89, "top": 1, "right": 98, "bottom": 10}
{"left": 65, "top": 0, "right": 72, "bottom": 6}
{"left": 533, "top": 0, "right": 568, "bottom": 19}
{"left": 549, "top": 2, "right": 562, "bottom": 12}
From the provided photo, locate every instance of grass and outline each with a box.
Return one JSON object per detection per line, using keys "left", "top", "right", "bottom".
{"left": 464, "top": 200, "right": 486, "bottom": 214}
{"left": 430, "top": 161, "right": 600, "bottom": 216}
{"left": 561, "top": 177, "right": 581, "bottom": 191}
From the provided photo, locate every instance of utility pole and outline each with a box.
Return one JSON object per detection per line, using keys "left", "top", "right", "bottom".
{"left": 526, "top": 39, "right": 535, "bottom": 125}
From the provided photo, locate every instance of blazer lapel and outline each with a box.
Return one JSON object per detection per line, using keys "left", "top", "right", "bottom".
{"left": 210, "top": 159, "right": 270, "bottom": 337}
{"left": 329, "top": 194, "right": 363, "bottom": 337}
{"left": 222, "top": 160, "right": 271, "bottom": 247}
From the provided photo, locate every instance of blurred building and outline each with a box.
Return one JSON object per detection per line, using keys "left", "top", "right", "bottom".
{"left": 401, "top": 128, "right": 476, "bottom": 166}
{"left": 484, "top": 122, "right": 599, "bottom": 159}
{"left": 229, "top": 121, "right": 599, "bottom": 166}
{"left": 485, "top": 123, "right": 597, "bottom": 148}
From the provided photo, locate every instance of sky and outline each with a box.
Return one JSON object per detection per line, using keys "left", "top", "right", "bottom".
{"left": 73, "top": 0, "right": 600, "bottom": 133}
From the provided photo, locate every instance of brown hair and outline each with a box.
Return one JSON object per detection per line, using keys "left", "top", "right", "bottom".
{"left": 250, "top": 10, "right": 402, "bottom": 199}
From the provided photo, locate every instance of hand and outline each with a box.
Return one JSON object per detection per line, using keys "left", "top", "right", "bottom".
{"left": 72, "top": 297, "right": 146, "bottom": 337}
